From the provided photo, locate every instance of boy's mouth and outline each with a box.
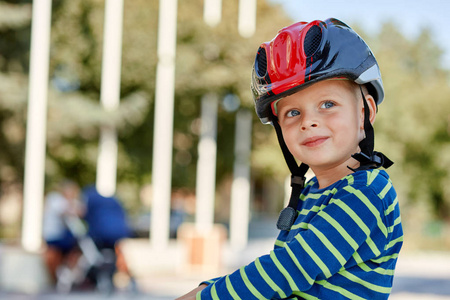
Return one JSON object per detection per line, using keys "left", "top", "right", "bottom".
{"left": 301, "top": 136, "right": 328, "bottom": 147}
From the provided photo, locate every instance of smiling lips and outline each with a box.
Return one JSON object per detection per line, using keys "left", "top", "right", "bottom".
{"left": 302, "top": 136, "right": 329, "bottom": 147}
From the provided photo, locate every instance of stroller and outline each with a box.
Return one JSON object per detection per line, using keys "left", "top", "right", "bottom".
{"left": 56, "top": 215, "right": 117, "bottom": 294}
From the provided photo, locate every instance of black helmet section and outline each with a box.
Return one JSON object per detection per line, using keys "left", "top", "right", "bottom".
{"left": 252, "top": 18, "right": 384, "bottom": 124}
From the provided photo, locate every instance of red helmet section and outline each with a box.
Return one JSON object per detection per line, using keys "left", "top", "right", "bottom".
{"left": 265, "top": 21, "right": 318, "bottom": 95}
{"left": 252, "top": 18, "right": 384, "bottom": 124}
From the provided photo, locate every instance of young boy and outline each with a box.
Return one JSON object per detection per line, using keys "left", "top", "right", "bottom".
{"left": 177, "top": 18, "right": 403, "bottom": 299}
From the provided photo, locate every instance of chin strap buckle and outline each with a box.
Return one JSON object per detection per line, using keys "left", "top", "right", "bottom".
{"left": 349, "top": 151, "right": 394, "bottom": 172}
{"left": 291, "top": 175, "right": 306, "bottom": 188}
{"left": 276, "top": 175, "right": 306, "bottom": 231}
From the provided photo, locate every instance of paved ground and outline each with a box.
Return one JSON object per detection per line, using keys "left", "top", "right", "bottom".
{"left": 2, "top": 217, "right": 450, "bottom": 299}
{"left": 1, "top": 249, "right": 450, "bottom": 300}
{"left": 1, "top": 274, "right": 450, "bottom": 300}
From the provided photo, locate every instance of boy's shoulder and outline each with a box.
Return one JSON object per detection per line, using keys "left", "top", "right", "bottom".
{"left": 306, "top": 169, "right": 391, "bottom": 190}
{"left": 348, "top": 169, "right": 391, "bottom": 186}
{"left": 340, "top": 169, "right": 394, "bottom": 200}
{"left": 304, "top": 169, "right": 393, "bottom": 199}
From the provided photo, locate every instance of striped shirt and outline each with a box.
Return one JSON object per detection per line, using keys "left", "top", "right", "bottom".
{"left": 198, "top": 169, "right": 403, "bottom": 299}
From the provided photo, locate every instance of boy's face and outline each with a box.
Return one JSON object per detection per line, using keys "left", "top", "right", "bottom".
{"left": 277, "top": 80, "right": 371, "bottom": 173}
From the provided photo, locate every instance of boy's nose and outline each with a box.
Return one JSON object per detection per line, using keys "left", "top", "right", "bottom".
{"left": 301, "top": 119, "right": 318, "bottom": 130}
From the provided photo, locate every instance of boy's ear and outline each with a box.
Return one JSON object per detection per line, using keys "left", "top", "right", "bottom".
{"left": 360, "top": 94, "right": 377, "bottom": 128}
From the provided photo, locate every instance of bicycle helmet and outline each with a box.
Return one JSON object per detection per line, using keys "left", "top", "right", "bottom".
{"left": 252, "top": 18, "right": 384, "bottom": 124}
{"left": 251, "top": 18, "right": 393, "bottom": 231}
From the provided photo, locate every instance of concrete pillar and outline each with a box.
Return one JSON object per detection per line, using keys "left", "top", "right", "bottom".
{"left": 96, "top": 0, "right": 124, "bottom": 197}
{"left": 151, "top": 0, "right": 178, "bottom": 250}
{"left": 195, "top": 94, "right": 218, "bottom": 233}
{"left": 229, "top": 109, "right": 252, "bottom": 250}
{"left": 204, "top": 0, "right": 222, "bottom": 27}
{"left": 0, "top": 246, "right": 51, "bottom": 293}
{"left": 238, "top": 0, "right": 257, "bottom": 38}
{"left": 22, "top": 0, "right": 52, "bottom": 253}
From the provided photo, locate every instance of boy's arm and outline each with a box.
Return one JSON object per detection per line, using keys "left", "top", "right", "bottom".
{"left": 176, "top": 277, "right": 222, "bottom": 299}
{"left": 197, "top": 185, "right": 389, "bottom": 299}
{"left": 176, "top": 284, "right": 207, "bottom": 300}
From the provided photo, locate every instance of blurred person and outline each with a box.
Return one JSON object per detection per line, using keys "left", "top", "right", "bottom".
{"left": 82, "top": 185, "right": 133, "bottom": 249}
{"left": 42, "top": 180, "right": 85, "bottom": 283}
{"left": 178, "top": 18, "right": 403, "bottom": 299}
{"left": 81, "top": 185, "right": 134, "bottom": 291}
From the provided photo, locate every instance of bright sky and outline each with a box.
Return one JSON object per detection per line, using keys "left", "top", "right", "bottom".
{"left": 271, "top": 0, "right": 450, "bottom": 68}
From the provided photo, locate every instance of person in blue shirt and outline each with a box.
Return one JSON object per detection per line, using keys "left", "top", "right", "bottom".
{"left": 81, "top": 185, "right": 134, "bottom": 292}
{"left": 82, "top": 185, "right": 133, "bottom": 249}
{"left": 178, "top": 18, "right": 403, "bottom": 299}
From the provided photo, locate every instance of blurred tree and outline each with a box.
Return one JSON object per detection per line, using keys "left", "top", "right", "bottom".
{"left": 0, "top": 0, "right": 32, "bottom": 187}
{"left": 47, "top": 0, "right": 293, "bottom": 211}
{"left": 1, "top": 0, "right": 449, "bottom": 224}
{"left": 370, "top": 23, "right": 450, "bottom": 219}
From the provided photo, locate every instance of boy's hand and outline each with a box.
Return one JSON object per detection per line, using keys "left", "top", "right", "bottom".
{"left": 176, "top": 284, "right": 207, "bottom": 300}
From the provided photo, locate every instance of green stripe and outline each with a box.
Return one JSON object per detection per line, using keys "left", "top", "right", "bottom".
{"left": 295, "top": 234, "right": 332, "bottom": 278}
{"left": 320, "top": 211, "right": 359, "bottom": 250}
{"left": 350, "top": 251, "right": 395, "bottom": 275}
{"left": 211, "top": 283, "right": 219, "bottom": 300}
{"left": 367, "top": 169, "right": 379, "bottom": 185}
{"left": 299, "top": 205, "right": 321, "bottom": 216}
{"left": 292, "top": 291, "right": 320, "bottom": 300}
{"left": 378, "top": 180, "right": 392, "bottom": 199}
{"left": 335, "top": 201, "right": 381, "bottom": 256}
{"left": 291, "top": 222, "right": 308, "bottom": 230}
{"left": 371, "top": 253, "right": 399, "bottom": 264}
{"left": 225, "top": 276, "right": 241, "bottom": 299}
{"left": 320, "top": 210, "right": 396, "bottom": 276}
{"left": 203, "top": 279, "right": 217, "bottom": 284}
{"left": 350, "top": 251, "right": 364, "bottom": 265}
{"left": 284, "top": 243, "right": 315, "bottom": 284}
{"left": 303, "top": 187, "right": 338, "bottom": 202}
{"left": 305, "top": 190, "right": 333, "bottom": 200}
{"left": 344, "top": 186, "right": 388, "bottom": 238}
{"left": 386, "top": 236, "right": 403, "bottom": 250}
{"left": 308, "top": 223, "right": 347, "bottom": 266}
{"left": 239, "top": 267, "right": 267, "bottom": 300}
{"left": 275, "top": 239, "right": 286, "bottom": 248}
{"left": 385, "top": 197, "right": 398, "bottom": 216}
{"left": 316, "top": 280, "right": 366, "bottom": 300}
{"left": 270, "top": 251, "right": 299, "bottom": 291}
{"left": 387, "top": 214, "right": 402, "bottom": 233}
{"left": 356, "top": 261, "right": 395, "bottom": 276}
{"left": 393, "top": 215, "right": 402, "bottom": 227}
{"left": 349, "top": 251, "right": 394, "bottom": 275}
{"left": 255, "top": 257, "right": 286, "bottom": 298}
{"left": 339, "top": 270, "right": 392, "bottom": 294}
{"left": 345, "top": 174, "right": 355, "bottom": 185}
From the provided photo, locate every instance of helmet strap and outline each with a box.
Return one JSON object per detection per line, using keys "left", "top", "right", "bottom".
{"left": 349, "top": 86, "right": 394, "bottom": 171}
{"left": 272, "top": 119, "right": 309, "bottom": 231}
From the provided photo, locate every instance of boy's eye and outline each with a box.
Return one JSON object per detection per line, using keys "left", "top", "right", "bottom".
{"left": 286, "top": 110, "right": 300, "bottom": 117}
{"left": 321, "top": 101, "right": 335, "bottom": 109}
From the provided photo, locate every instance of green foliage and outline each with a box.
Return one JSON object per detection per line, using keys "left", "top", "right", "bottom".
{"left": 0, "top": 1, "right": 31, "bottom": 186}
{"left": 370, "top": 22, "right": 450, "bottom": 219}
{"left": 0, "top": 0, "right": 449, "bottom": 222}
{"left": 0, "top": 0, "right": 292, "bottom": 209}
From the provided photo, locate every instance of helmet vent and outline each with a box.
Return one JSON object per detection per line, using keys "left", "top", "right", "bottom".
{"left": 256, "top": 47, "right": 267, "bottom": 77}
{"left": 304, "top": 25, "right": 322, "bottom": 57}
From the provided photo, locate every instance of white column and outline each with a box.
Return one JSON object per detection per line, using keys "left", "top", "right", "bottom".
{"left": 229, "top": 109, "right": 252, "bottom": 250}
{"left": 238, "top": 0, "right": 257, "bottom": 38}
{"left": 204, "top": 0, "right": 222, "bottom": 27}
{"left": 195, "top": 94, "right": 218, "bottom": 233}
{"left": 21, "top": 0, "right": 52, "bottom": 252}
{"left": 96, "top": 0, "right": 124, "bottom": 197}
{"left": 151, "top": 0, "right": 178, "bottom": 250}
